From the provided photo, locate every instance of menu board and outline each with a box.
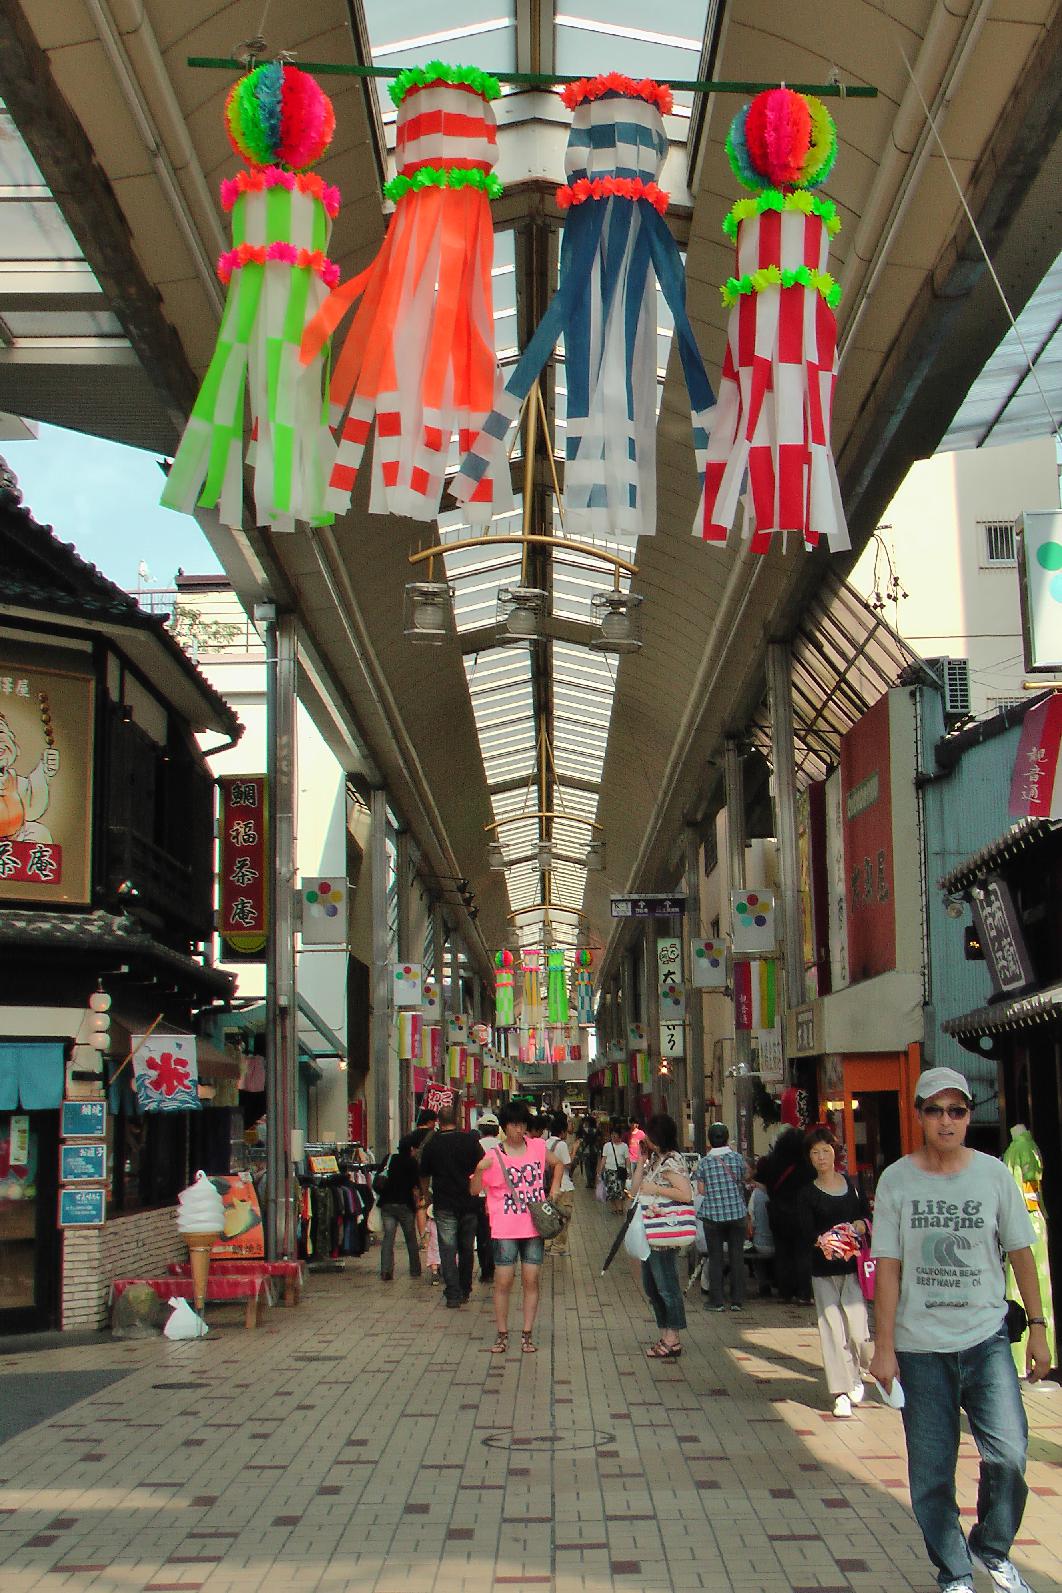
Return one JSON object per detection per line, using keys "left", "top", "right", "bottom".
{"left": 61, "top": 1100, "right": 106, "bottom": 1139}
{"left": 58, "top": 1187, "right": 106, "bottom": 1227}
{"left": 60, "top": 1142, "right": 107, "bottom": 1184}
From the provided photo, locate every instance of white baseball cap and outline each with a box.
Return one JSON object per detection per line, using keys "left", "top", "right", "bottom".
{"left": 914, "top": 1067, "right": 972, "bottom": 1105}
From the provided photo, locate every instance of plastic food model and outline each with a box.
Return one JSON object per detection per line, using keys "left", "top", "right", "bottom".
{"left": 697, "top": 87, "right": 851, "bottom": 553}
{"left": 162, "top": 63, "right": 340, "bottom": 531}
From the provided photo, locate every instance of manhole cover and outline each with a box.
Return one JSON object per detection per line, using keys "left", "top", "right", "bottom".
{"left": 482, "top": 1427, "right": 614, "bottom": 1453}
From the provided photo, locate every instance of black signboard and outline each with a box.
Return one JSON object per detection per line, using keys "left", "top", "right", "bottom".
{"left": 611, "top": 894, "right": 686, "bottom": 919}
{"left": 969, "top": 876, "right": 1035, "bottom": 997}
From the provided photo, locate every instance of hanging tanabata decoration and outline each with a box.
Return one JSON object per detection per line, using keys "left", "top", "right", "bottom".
{"left": 546, "top": 948, "right": 569, "bottom": 1025}
{"left": 494, "top": 949, "right": 515, "bottom": 1028}
{"left": 453, "top": 74, "right": 713, "bottom": 540}
{"left": 520, "top": 948, "right": 544, "bottom": 1034}
{"left": 300, "top": 62, "right": 510, "bottom": 521}
{"left": 161, "top": 63, "right": 339, "bottom": 532}
{"left": 573, "top": 948, "right": 595, "bottom": 1026}
{"left": 697, "top": 88, "right": 850, "bottom": 553}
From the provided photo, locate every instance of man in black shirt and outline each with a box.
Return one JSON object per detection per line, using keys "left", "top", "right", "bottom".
{"left": 419, "top": 1102, "right": 483, "bottom": 1307}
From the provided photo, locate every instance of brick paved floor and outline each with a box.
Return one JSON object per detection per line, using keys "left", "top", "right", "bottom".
{"left": 0, "top": 1189, "right": 1059, "bottom": 1593}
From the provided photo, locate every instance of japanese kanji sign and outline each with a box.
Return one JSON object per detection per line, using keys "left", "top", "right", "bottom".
{"left": 0, "top": 651, "right": 94, "bottom": 906}
{"left": 218, "top": 776, "right": 268, "bottom": 958}
{"left": 131, "top": 1033, "right": 200, "bottom": 1113}
{"left": 1009, "top": 693, "right": 1062, "bottom": 819}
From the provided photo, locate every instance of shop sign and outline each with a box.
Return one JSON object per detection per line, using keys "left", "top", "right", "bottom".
{"left": 300, "top": 876, "right": 346, "bottom": 944}
{"left": 754, "top": 1029, "right": 784, "bottom": 1083}
{"left": 423, "top": 1083, "right": 457, "bottom": 1116}
{"left": 690, "top": 938, "right": 728, "bottom": 989}
{"left": 730, "top": 890, "right": 776, "bottom": 954}
{"left": 218, "top": 775, "right": 269, "bottom": 958}
{"left": 0, "top": 652, "right": 95, "bottom": 905}
{"left": 1008, "top": 693, "right": 1062, "bottom": 819}
{"left": 789, "top": 1003, "right": 820, "bottom": 1057}
{"left": 9, "top": 1113, "right": 29, "bottom": 1170}
{"left": 58, "top": 1186, "right": 105, "bottom": 1227}
{"left": 660, "top": 1019, "right": 685, "bottom": 1060}
{"left": 393, "top": 962, "right": 423, "bottom": 1007}
{"left": 60, "top": 1142, "right": 107, "bottom": 1183}
{"left": 61, "top": 1100, "right": 106, "bottom": 1139}
{"left": 611, "top": 893, "right": 686, "bottom": 918}
{"left": 657, "top": 936, "right": 685, "bottom": 1019}
{"left": 209, "top": 1172, "right": 264, "bottom": 1257}
{"left": 969, "top": 876, "right": 1034, "bottom": 997}
{"left": 131, "top": 1033, "right": 200, "bottom": 1112}
{"left": 840, "top": 696, "right": 896, "bottom": 980}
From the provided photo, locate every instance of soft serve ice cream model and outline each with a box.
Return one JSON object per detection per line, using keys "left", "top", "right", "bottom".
{"left": 177, "top": 1171, "right": 225, "bottom": 1311}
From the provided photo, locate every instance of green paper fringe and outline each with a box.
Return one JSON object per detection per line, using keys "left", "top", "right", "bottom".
{"left": 389, "top": 61, "right": 502, "bottom": 108}
{"left": 383, "top": 166, "right": 504, "bottom": 202}
{"left": 722, "top": 187, "right": 841, "bottom": 241}
{"left": 720, "top": 263, "right": 842, "bottom": 310}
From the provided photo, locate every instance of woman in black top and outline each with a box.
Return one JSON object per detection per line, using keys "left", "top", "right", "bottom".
{"left": 764, "top": 1126, "right": 814, "bottom": 1303}
{"left": 797, "top": 1127, "right": 870, "bottom": 1418}
{"left": 377, "top": 1134, "right": 423, "bottom": 1281}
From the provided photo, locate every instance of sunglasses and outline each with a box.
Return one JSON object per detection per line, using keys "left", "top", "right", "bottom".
{"left": 920, "top": 1104, "right": 970, "bottom": 1120}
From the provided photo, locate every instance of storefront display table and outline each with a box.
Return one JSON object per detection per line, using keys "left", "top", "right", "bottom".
{"left": 111, "top": 1270, "right": 272, "bottom": 1329}
{"left": 167, "top": 1258, "right": 304, "bottom": 1306}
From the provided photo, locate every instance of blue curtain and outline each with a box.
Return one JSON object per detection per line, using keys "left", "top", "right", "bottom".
{"left": 0, "top": 1043, "right": 65, "bottom": 1110}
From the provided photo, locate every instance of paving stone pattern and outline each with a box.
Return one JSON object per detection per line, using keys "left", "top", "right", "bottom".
{"left": 0, "top": 1190, "right": 1059, "bottom": 1592}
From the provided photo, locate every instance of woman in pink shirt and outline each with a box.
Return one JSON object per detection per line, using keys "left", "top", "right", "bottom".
{"left": 472, "top": 1102, "right": 563, "bottom": 1356}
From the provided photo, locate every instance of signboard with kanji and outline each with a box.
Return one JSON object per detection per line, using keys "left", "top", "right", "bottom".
{"left": 0, "top": 650, "right": 94, "bottom": 905}
{"left": 611, "top": 894, "right": 686, "bottom": 918}
{"left": 218, "top": 775, "right": 269, "bottom": 958}
{"left": 131, "top": 1033, "right": 200, "bottom": 1112}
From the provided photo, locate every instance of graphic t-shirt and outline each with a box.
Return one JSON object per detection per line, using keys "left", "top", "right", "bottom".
{"left": 481, "top": 1142, "right": 547, "bottom": 1239}
{"left": 871, "top": 1150, "right": 1035, "bottom": 1353}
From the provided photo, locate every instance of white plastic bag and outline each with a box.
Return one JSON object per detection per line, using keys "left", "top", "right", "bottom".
{"left": 163, "top": 1297, "right": 209, "bottom": 1339}
{"left": 623, "top": 1204, "right": 651, "bottom": 1263}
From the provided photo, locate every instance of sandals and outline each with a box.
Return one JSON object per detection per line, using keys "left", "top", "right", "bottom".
{"left": 489, "top": 1332, "right": 509, "bottom": 1355}
{"left": 521, "top": 1331, "right": 537, "bottom": 1354}
{"left": 645, "top": 1339, "right": 682, "bottom": 1359}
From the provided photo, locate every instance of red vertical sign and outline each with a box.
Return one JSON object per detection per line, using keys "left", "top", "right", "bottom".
{"left": 1009, "top": 694, "right": 1062, "bottom": 819}
{"left": 218, "top": 776, "right": 269, "bottom": 959}
{"left": 841, "top": 696, "right": 895, "bottom": 981}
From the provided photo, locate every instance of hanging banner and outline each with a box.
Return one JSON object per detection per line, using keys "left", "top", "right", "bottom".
{"left": 422, "top": 977, "right": 441, "bottom": 1020}
{"left": 660, "top": 1020, "right": 685, "bottom": 1060}
{"left": 131, "top": 1033, "right": 200, "bottom": 1112}
{"left": 754, "top": 1028, "right": 784, "bottom": 1083}
{"left": 733, "top": 959, "right": 777, "bottom": 1033}
{"left": 627, "top": 1021, "right": 648, "bottom": 1053}
{"left": 691, "top": 938, "right": 728, "bottom": 989}
{"left": 301, "top": 876, "right": 346, "bottom": 944}
{"left": 1009, "top": 694, "right": 1062, "bottom": 819}
{"left": 730, "top": 890, "right": 776, "bottom": 954}
{"left": 397, "top": 1009, "right": 422, "bottom": 1062}
{"left": 447, "top": 1014, "right": 469, "bottom": 1045}
{"left": 424, "top": 1083, "right": 457, "bottom": 1116}
{"left": 218, "top": 776, "right": 269, "bottom": 958}
{"left": 656, "top": 936, "right": 684, "bottom": 1012}
{"left": 1018, "top": 511, "right": 1062, "bottom": 671}
{"left": 393, "top": 962, "right": 423, "bottom": 1008}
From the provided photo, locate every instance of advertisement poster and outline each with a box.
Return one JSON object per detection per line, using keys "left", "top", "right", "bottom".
{"left": 218, "top": 775, "right": 269, "bottom": 959}
{"left": 207, "top": 1172, "right": 265, "bottom": 1258}
{"left": 131, "top": 1033, "right": 200, "bottom": 1112}
{"left": 0, "top": 651, "right": 95, "bottom": 905}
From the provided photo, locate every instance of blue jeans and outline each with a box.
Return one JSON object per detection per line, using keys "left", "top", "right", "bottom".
{"left": 898, "top": 1325, "right": 1028, "bottom": 1587}
{"left": 492, "top": 1235, "right": 545, "bottom": 1267}
{"left": 641, "top": 1249, "right": 687, "bottom": 1332}
{"left": 379, "top": 1202, "right": 421, "bottom": 1278}
{"left": 434, "top": 1208, "right": 478, "bottom": 1304}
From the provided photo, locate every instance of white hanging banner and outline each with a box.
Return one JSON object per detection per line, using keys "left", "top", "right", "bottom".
{"left": 730, "top": 889, "right": 776, "bottom": 954}
{"left": 301, "top": 877, "right": 347, "bottom": 944}
{"left": 754, "top": 1028, "right": 784, "bottom": 1083}
{"left": 393, "top": 961, "right": 423, "bottom": 1007}
{"left": 691, "top": 937, "right": 728, "bottom": 989}
{"left": 660, "top": 1020, "right": 685, "bottom": 1060}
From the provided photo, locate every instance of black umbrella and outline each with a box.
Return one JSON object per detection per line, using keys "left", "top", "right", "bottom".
{"left": 600, "top": 1203, "right": 639, "bottom": 1275}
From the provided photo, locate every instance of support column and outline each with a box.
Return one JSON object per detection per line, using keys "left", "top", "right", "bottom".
{"left": 767, "top": 642, "right": 807, "bottom": 1028}
{"left": 396, "top": 829, "right": 413, "bottom": 1137}
{"left": 265, "top": 610, "right": 298, "bottom": 1258}
{"left": 619, "top": 949, "right": 634, "bottom": 1121}
{"left": 724, "top": 737, "right": 752, "bottom": 1156}
{"left": 685, "top": 827, "right": 706, "bottom": 1153}
{"left": 644, "top": 928, "right": 664, "bottom": 1119}
{"left": 370, "top": 786, "right": 392, "bottom": 1156}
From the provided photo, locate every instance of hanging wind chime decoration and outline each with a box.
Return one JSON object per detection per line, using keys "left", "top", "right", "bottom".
{"left": 573, "top": 948, "right": 595, "bottom": 1026}
{"left": 453, "top": 74, "right": 713, "bottom": 540}
{"left": 494, "top": 949, "right": 515, "bottom": 1029}
{"left": 161, "top": 62, "right": 339, "bottom": 532}
{"left": 546, "top": 948, "right": 569, "bottom": 1026}
{"left": 697, "top": 88, "right": 850, "bottom": 553}
{"left": 300, "top": 63, "right": 511, "bottom": 522}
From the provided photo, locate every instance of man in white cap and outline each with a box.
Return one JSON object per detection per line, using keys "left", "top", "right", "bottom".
{"left": 869, "top": 1067, "right": 1050, "bottom": 1593}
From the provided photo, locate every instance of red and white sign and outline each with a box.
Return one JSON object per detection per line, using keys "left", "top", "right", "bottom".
{"left": 423, "top": 1083, "right": 457, "bottom": 1116}
{"left": 218, "top": 776, "right": 268, "bottom": 958}
{"left": 1009, "top": 694, "right": 1062, "bottom": 819}
{"left": 841, "top": 695, "right": 895, "bottom": 981}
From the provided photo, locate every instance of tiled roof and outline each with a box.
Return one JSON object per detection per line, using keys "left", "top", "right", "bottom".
{"left": 938, "top": 817, "right": 1062, "bottom": 893}
{"left": 0, "top": 477, "right": 241, "bottom": 738}
{"left": 0, "top": 906, "right": 232, "bottom": 995}
{"left": 943, "top": 983, "right": 1062, "bottom": 1039}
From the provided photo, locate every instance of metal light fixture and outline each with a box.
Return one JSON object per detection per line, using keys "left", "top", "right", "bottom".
{"left": 403, "top": 581, "right": 455, "bottom": 644}
{"left": 487, "top": 841, "right": 507, "bottom": 870}
{"left": 584, "top": 838, "right": 606, "bottom": 871}
{"left": 497, "top": 585, "right": 548, "bottom": 644}
{"left": 590, "top": 590, "right": 643, "bottom": 653}
{"left": 537, "top": 841, "right": 554, "bottom": 872}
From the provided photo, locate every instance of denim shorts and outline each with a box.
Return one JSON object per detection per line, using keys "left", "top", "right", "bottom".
{"left": 492, "top": 1236, "right": 545, "bottom": 1266}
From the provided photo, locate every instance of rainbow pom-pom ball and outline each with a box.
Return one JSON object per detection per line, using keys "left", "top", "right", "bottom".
{"left": 225, "top": 62, "right": 336, "bottom": 171}
{"left": 726, "top": 88, "right": 837, "bottom": 193}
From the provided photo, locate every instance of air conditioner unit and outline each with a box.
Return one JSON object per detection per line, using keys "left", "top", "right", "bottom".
{"left": 925, "top": 656, "right": 972, "bottom": 718}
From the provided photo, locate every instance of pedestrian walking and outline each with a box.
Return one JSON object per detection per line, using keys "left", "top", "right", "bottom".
{"left": 474, "top": 1112, "right": 501, "bottom": 1283}
{"left": 375, "top": 1133, "right": 423, "bottom": 1281}
{"left": 418, "top": 1101, "right": 483, "bottom": 1309}
{"left": 597, "top": 1121, "right": 631, "bottom": 1214}
{"left": 473, "top": 1101, "right": 564, "bottom": 1355}
{"left": 747, "top": 1157, "right": 776, "bottom": 1297}
{"left": 797, "top": 1126, "right": 870, "bottom": 1417}
{"left": 763, "top": 1125, "right": 814, "bottom": 1303}
{"left": 545, "top": 1111, "right": 575, "bottom": 1256}
{"left": 695, "top": 1122, "right": 749, "bottom": 1312}
{"left": 870, "top": 1068, "right": 1051, "bottom": 1593}
{"left": 630, "top": 1113, "right": 693, "bottom": 1359}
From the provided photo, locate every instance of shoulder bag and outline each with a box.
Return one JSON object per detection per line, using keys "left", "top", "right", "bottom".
{"left": 493, "top": 1147, "right": 563, "bottom": 1239}
{"left": 641, "top": 1156, "right": 698, "bottom": 1250}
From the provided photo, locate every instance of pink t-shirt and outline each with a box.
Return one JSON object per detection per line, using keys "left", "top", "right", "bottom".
{"left": 629, "top": 1127, "right": 646, "bottom": 1161}
{"left": 481, "top": 1141, "right": 547, "bottom": 1239}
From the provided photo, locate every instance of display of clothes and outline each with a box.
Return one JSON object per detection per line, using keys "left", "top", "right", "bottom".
{"left": 296, "top": 1151, "right": 377, "bottom": 1260}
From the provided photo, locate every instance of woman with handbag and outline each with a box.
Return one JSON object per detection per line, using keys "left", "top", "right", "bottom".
{"left": 797, "top": 1126, "right": 871, "bottom": 1418}
{"left": 472, "top": 1101, "right": 564, "bottom": 1356}
{"left": 596, "top": 1121, "right": 632, "bottom": 1214}
{"left": 629, "top": 1113, "right": 695, "bottom": 1360}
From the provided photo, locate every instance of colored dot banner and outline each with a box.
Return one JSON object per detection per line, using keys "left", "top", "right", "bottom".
{"left": 1020, "top": 511, "right": 1062, "bottom": 671}
{"left": 300, "top": 875, "right": 346, "bottom": 944}
{"left": 730, "top": 888, "right": 776, "bottom": 954}
{"left": 691, "top": 938, "right": 729, "bottom": 989}
{"left": 393, "top": 960, "right": 423, "bottom": 1008}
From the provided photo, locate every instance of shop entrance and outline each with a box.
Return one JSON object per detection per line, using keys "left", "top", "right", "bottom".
{"left": 850, "top": 1090, "right": 902, "bottom": 1200}
{"left": 0, "top": 1109, "right": 60, "bottom": 1332}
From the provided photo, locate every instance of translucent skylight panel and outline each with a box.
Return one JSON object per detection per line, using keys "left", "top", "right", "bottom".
{"left": 0, "top": 201, "right": 83, "bottom": 262}
{"left": 554, "top": 11, "right": 705, "bottom": 119}
{"left": 362, "top": 6, "right": 517, "bottom": 126}
{"left": 3, "top": 309, "right": 123, "bottom": 339}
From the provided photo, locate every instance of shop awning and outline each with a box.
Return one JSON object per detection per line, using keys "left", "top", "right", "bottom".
{"left": 939, "top": 818, "right": 1062, "bottom": 894}
{"left": 943, "top": 983, "right": 1062, "bottom": 1042}
{"left": 0, "top": 1042, "right": 64, "bottom": 1110}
